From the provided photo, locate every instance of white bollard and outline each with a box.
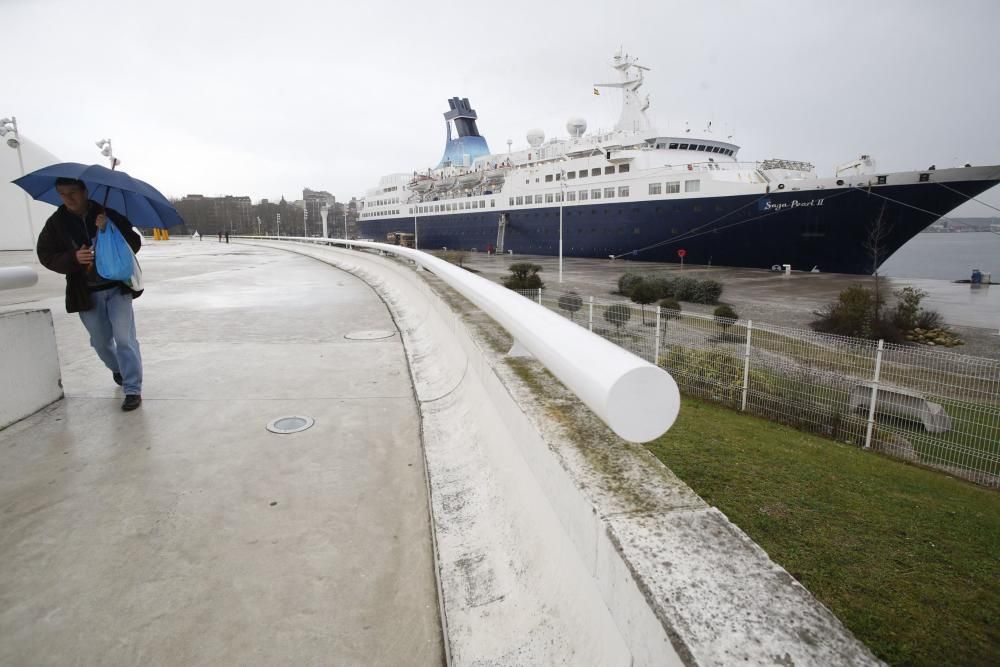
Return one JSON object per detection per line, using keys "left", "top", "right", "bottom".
{"left": 0, "top": 266, "right": 38, "bottom": 291}
{"left": 783, "top": 264, "right": 792, "bottom": 277}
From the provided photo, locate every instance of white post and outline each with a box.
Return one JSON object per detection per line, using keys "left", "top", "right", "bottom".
{"left": 741, "top": 320, "right": 753, "bottom": 411}
{"left": 414, "top": 213, "right": 418, "bottom": 250}
{"left": 320, "top": 209, "right": 328, "bottom": 238}
{"left": 14, "top": 142, "right": 35, "bottom": 243}
{"left": 344, "top": 212, "right": 348, "bottom": 240}
{"left": 864, "top": 339, "right": 885, "bottom": 449}
{"left": 537, "top": 287, "right": 542, "bottom": 305}
{"left": 653, "top": 306, "right": 662, "bottom": 366}
{"left": 558, "top": 198, "right": 563, "bottom": 284}
{"left": 588, "top": 296, "right": 594, "bottom": 332}
{"left": 783, "top": 263, "right": 791, "bottom": 276}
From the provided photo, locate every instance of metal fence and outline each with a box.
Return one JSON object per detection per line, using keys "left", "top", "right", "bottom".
{"left": 515, "top": 288, "right": 1000, "bottom": 487}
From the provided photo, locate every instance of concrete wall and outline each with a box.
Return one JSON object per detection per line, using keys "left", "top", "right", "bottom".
{"left": 0, "top": 310, "right": 63, "bottom": 429}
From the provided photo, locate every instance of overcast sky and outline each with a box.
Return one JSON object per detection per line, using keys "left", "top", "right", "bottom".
{"left": 6, "top": 0, "right": 1000, "bottom": 214}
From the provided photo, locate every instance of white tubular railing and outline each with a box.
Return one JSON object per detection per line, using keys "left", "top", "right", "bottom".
{"left": 0, "top": 267, "right": 38, "bottom": 291}
{"left": 252, "top": 237, "right": 680, "bottom": 443}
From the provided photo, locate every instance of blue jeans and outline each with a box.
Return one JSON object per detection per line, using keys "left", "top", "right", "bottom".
{"left": 78, "top": 288, "right": 143, "bottom": 395}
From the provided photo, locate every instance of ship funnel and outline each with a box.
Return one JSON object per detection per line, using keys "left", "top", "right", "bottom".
{"left": 438, "top": 97, "right": 491, "bottom": 168}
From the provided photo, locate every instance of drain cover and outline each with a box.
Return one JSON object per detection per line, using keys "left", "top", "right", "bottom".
{"left": 266, "top": 415, "right": 315, "bottom": 434}
{"left": 344, "top": 330, "right": 395, "bottom": 340}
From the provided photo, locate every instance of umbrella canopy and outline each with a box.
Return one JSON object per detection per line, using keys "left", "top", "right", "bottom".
{"left": 12, "top": 162, "right": 185, "bottom": 229}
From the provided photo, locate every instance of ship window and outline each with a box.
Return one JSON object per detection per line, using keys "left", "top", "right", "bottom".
{"left": 877, "top": 175, "right": 887, "bottom": 185}
{"left": 919, "top": 173, "right": 930, "bottom": 182}
{"left": 491, "top": 200, "right": 495, "bottom": 207}
{"left": 592, "top": 168, "right": 601, "bottom": 176}
{"left": 555, "top": 173, "right": 561, "bottom": 181}
{"left": 618, "top": 164, "right": 630, "bottom": 173}
{"left": 535, "top": 195, "right": 543, "bottom": 204}
{"left": 516, "top": 196, "right": 523, "bottom": 205}
{"left": 545, "top": 174, "right": 553, "bottom": 182}
{"left": 578, "top": 170, "right": 587, "bottom": 179}
{"left": 592, "top": 189, "right": 602, "bottom": 199}
{"left": 567, "top": 172, "right": 576, "bottom": 180}
{"left": 619, "top": 186, "right": 630, "bottom": 197}
{"left": 669, "top": 143, "right": 678, "bottom": 149}
{"left": 649, "top": 183, "right": 662, "bottom": 195}
{"left": 679, "top": 144, "right": 689, "bottom": 150}
{"left": 605, "top": 187, "right": 615, "bottom": 198}
{"left": 545, "top": 193, "right": 554, "bottom": 203}
{"left": 509, "top": 197, "right": 514, "bottom": 206}
{"left": 435, "top": 205, "right": 440, "bottom": 212}
{"left": 665, "top": 181, "right": 680, "bottom": 193}
{"left": 604, "top": 166, "right": 614, "bottom": 175}
{"left": 578, "top": 190, "right": 588, "bottom": 200}
{"left": 566, "top": 192, "right": 576, "bottom": 201}
{"left": 685, "top": 180, "right": 700, "bottom": 192}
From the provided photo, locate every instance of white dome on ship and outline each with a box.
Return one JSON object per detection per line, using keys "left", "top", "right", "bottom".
{"left": 526, "top": 128, "right": 545, "bottom": 148}
{"left": 566, "top": 117, "right": 587, "bottom": 138}
{"left": 1, "top": 131, "right": 60, "bottom": 250}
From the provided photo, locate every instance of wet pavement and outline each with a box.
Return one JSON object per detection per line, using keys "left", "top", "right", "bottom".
{"left": 0, "top": 241, "right": 444, "bottom": 665}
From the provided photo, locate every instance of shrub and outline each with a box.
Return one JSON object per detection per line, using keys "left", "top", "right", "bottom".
{"left": 557, "top": 292, "right": 583, "bottom": 321}
{"left": 811, "top": 284, "right": 911, "bottom": 342}
{"left": 658, "top": 297, "right": 681, "bottom": 319}
{"left": 811, "top": 284, "right": 876, "bottom": 338}
{"left": 672, "top": 276, "right": 698, "bottom": 301}
{"left": 630, "top": 281, "right": 659, "bottom": 324}
{"left": 915, "top": 310, "right": 943, "bottom": 330}
{"left": 617, "top": 272, "right": 644, "bottom": 297}
{"left": 604, "top": 303, "right": 632, "bottom": 330}
{"left": 691, "top": 279, "right": 723, "bottom": 304}
{"left": 891, "top": 286, "right": 928, "bottom": 332}
{"left": 713, "top": 304, "right": 739, "bottom": 331}
{"left": 503, "top": 262, "right": 544, "bottom": 290}
{"left": 647, "top": 276, "right": 674, "bottom": 300}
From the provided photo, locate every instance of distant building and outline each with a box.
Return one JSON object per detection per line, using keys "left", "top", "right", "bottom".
{"left": 303, "top": 188, "right": 336, "bottom": 236}
{"left": 174, "top": 194, "right": 252, "bottom": 233}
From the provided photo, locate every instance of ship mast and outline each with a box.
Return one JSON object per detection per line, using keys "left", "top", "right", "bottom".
{"left": 594, "top": 49, "right": 654, "bottom": 134}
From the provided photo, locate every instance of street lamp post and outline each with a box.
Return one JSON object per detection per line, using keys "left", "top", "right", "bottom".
{"left": 558, "top": 164, "right": 566, "bottom": 283}
{"left": 277, "top": 212, "right": 281, "bottom": 237}
{"left": 1, "top": 116, "right": 36, "bottom": 244}
{"left": 343, "top": 212, "right": 348, "bottom": 239}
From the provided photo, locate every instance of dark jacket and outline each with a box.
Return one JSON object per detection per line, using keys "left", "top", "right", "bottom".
{"left": 36, "top": 201, "right": 143, "bottom": 313}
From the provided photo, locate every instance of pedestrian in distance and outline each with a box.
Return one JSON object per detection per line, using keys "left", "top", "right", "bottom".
{"left": 218, "top": 231, "right": 223, "bottom": 242}
{"left": 36, "top": 177, "right": 144, "bottom": 411}
{"left": 225, "top": 231, "right": 230, "bottom": 243}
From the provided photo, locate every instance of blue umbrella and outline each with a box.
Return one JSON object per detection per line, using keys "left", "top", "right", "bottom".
{"left": 12, "top": 162, "right": 185, "bottom": 229}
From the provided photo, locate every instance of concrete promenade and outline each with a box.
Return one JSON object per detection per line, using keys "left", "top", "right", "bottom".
{"left": 0, "top": 241, "right": 444, "bottom": 665}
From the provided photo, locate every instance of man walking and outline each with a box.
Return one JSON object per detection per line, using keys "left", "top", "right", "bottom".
{"left": 36, "top": 177, "right": 144, "bottom": 411}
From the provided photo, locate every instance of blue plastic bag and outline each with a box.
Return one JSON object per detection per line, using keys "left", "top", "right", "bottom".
{"left": 95, "top": 220, "right": 135, "bottom": 282}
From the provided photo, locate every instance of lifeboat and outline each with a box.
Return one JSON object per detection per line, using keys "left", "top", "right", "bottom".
{"left": 432, "top": 177, "right": 457, "bottom": 191}
{"left": 457, "top": 171, "right": 483, "bottom": 187}
{"left": 408, "top": 176, "right": 435, "bottom": 193}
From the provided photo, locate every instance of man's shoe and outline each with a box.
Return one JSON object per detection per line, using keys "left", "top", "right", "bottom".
{"left": 121, "top": 395, "right": 142, "bottom": 411}
{"left": 113, "top": 372, "right": 123, "bottom": 386}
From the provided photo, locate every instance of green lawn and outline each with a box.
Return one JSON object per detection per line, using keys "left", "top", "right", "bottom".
{"left": 647, "top": 396, "right": 1000, "bottom": 667}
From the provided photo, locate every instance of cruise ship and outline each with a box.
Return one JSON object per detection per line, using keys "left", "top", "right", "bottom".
{"left": 357, "top": 50, "right": 1000, "bottom": 274}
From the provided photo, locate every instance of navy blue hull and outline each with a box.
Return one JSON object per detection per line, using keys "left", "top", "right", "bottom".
{"left": 358, "top": 180, "right": 999, "bottom": 274}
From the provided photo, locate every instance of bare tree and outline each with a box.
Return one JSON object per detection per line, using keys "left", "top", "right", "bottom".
{"left": 863, "top": 201, "right": 893, "bottom": 321}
